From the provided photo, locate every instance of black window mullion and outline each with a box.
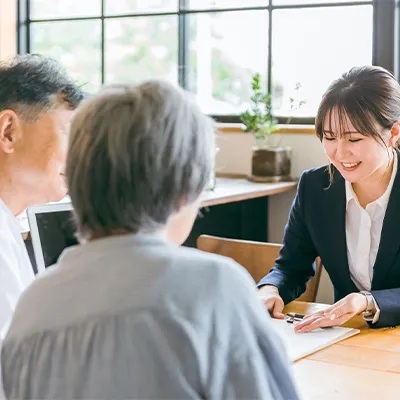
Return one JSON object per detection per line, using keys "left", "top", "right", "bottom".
{"left": 267, "top": 0, "right": 273, "bottom": 95}
{"left": 396, "top": 0, "right": 400, "bottom": 80}
{"left": 18, "top": 0, "right": 30, "bottom": 54}
{"left": 373, "top": 0, "right": 396, "bottom": 74}
{"left": 178, "top": 0, "right": 189, "bottom": 89}
{"left": 101, "top": 0, "right": 105, "bottom": 85}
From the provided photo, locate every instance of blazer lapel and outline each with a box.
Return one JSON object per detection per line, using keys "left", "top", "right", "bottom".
{"left": 372, "top": 150, "right": 400, "bottom": 290}
{"left": 321, "top": 169, "right": 359, "bottom": 294}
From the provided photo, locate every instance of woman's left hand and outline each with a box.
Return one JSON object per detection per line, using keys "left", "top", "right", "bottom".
{"left": 294, "top": 293, "right": 368, "bottom": 333}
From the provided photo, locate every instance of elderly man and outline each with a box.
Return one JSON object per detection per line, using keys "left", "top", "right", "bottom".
{"left": 0, "top": 54, "right": 84, "bottom": 334}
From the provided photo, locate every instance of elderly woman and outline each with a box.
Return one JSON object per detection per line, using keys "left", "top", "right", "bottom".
{"left": 1, "top": 81, "right": 298, "bottom": 400}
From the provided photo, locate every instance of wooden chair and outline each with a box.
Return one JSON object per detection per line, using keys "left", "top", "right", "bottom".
{"left": 197, "top": 235, "right": 323, "bottom": 302}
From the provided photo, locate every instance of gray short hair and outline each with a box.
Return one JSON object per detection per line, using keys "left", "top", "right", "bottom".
{"left": 66, "top": 80, "right": 216, "bottom": 240}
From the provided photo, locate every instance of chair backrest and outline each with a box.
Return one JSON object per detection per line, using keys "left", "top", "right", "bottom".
{"left": 197, "top": 235, "right": 322, "bottom": 303}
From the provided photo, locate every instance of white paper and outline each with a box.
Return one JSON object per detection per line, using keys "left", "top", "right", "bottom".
{"left": 270, "top": 318, "right": 360, "bottom": 362}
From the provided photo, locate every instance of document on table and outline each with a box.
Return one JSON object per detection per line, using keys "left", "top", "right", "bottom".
{"left": 270, "top": 319, "right": 360, "bottom": 362}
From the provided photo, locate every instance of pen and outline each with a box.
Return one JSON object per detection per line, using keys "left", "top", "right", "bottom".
{"left": 285, "top": 312, "right": 305, "bottom": 324}
{"left": 286, "top": 312, "right": 305, "bottom": 319}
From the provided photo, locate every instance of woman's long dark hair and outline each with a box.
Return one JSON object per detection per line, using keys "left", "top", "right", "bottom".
{"left": 315, "top": 66, "right": 400, "bottom": 184}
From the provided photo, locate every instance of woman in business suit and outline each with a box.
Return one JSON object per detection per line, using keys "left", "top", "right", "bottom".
{"left": 258, "top": 65, "right": 400, "bottom": 331}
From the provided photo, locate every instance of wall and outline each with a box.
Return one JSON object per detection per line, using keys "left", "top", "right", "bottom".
{"left": 216, "top": 129, "right": 334, "bottom": 304}
{"left": 0, "top": 0, "right": 17, "bottom": 60}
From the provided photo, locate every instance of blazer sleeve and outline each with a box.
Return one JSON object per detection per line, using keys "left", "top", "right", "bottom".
{"left": 370, "top": 289, "right": 400, "bottom": 328}
{"left": 257, "top": 170, "right": 318, "bottom": 304}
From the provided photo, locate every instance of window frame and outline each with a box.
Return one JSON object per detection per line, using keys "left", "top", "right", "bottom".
{"left": 17, "top": 0, "right": 399, "bottom": 124}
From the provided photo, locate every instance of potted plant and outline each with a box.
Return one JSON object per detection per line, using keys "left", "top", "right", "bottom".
{"left": 240, "top": 74, "right": 304, "bottom": 182}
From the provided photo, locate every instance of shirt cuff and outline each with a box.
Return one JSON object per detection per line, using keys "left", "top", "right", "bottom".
{"left": 362, "top": 294, "right": 381, "bottom": 324}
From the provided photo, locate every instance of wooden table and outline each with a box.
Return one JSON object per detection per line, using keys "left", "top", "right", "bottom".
{"left": 285, "top": 301, "right": 400, "bottom": 400}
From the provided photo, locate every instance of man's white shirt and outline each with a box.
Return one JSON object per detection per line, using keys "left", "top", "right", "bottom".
{"left": 0, "top": 197, "right": 34, "bottom": 336}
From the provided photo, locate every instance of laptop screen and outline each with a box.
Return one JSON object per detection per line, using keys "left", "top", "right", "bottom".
{"left": 35, "top": 210, "right": 78, "bottom": 268}
{"left": 27, "top": 203, "right": 78, "bottom": 272}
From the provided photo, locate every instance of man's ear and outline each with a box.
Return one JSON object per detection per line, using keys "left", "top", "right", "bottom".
{"left": 390, "top": 120, "right": 400, "bottom": 148}
{"left": 0, "top": 110, "right": 20, "bottom": 154}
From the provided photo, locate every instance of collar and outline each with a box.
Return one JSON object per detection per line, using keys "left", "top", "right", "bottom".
{"left": 0, "top": 196, "right": 15, "bottom": 218}
{"left": 345, "top": 149, "right": 398, "bottom": 210}
{"left": 0, "top": 196, "right": 24, "bottom": 232}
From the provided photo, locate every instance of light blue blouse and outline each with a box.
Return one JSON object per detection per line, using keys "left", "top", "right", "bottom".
{"left": 2, "top": 234, "right": 299, "bottom": 399}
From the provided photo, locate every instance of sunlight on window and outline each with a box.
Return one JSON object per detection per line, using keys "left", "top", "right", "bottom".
{"left": 273, "top": 0, "right": 370, "bottom": 5}
{"left": 105, "top": 16, "right": 178, "bottom": 84}
{"left": 30, "top": 0, "right": 101, "bottom": 19}
{"left": 187, "top": 0, "right": 266, "bottom": 9}
{"left": 105, "top": 0, "right": 177, "bottom": 15}
{"left": 30, "top": 20, "right": 102, "bottom": 92}
{"left": 27, "top": 1, "right": 374, "bottom": 118}
{"left": 188, "top": 10, "right": 269, "bottom": 115}
{"left": 272, "top": 5, "right": 373, "bottom": 117}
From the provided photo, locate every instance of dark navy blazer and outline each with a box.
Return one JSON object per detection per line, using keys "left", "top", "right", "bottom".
{"left": 258, "top": 150, "right": 400, "bottom": 328}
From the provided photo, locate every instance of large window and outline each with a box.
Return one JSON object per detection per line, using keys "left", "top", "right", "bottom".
{"left": 18, "top": 1, "right": 397, "bottom": 122}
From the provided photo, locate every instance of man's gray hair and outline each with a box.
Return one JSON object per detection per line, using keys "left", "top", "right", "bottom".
{"left": 66, "top": 80, "right": 216, "bottom": 240}
{"left": 0, "top": 54, "right": 84, "bottom": 121}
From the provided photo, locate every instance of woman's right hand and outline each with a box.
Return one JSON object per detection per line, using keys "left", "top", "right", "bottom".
{"left": 258, "top": 285, "right": 285, "bottom": 319}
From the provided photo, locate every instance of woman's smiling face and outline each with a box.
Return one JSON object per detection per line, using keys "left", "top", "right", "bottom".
{"left": 322, "top": 109, "right": 393, "bottom": 184}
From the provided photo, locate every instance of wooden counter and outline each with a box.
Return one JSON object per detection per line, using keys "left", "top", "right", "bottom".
{"left": 200, "top": 178, "right": 297, "bottom": 207}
